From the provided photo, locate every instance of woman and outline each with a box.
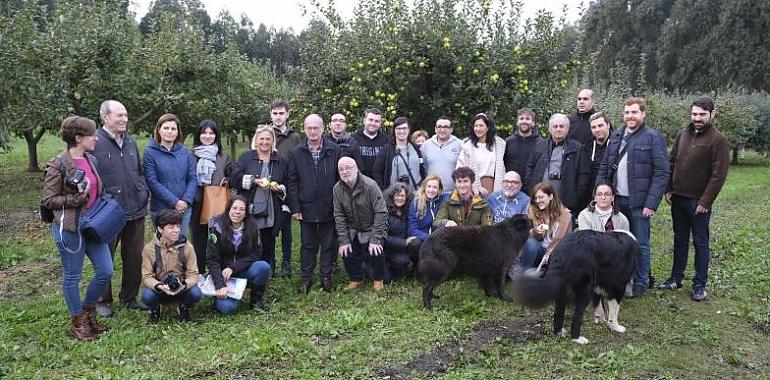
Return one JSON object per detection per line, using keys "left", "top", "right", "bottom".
{"left": 207, "top": 195, "right": 272, "bottom": 313}
{"left": 43, "top": 116, "right": 114, "bottom": 341}
{"left": 190, "top": 119, "right": 234, "bottom": 274}
{"left": 144, "top": 113, "right": 197, "bottom": 236}
{"left": 231, "top": 126, "right": 289, "bottom": 273}
{"left": 518, "top": 181, "right": 572, "bottom": 270}
{"left": 407, "top": 175, "right": 445, "bottom": 250}
{"left": 410, "top": 129, "right": 429, "bottom": 149}
{"left": 382, "top": 183, "right": 420, "bottom": 281}
{"left": 373, "top": 116, "right": 425, "bottom": 191}
{"left": 577, "top": 184, "right": 629, "bottom": 233}
{"left": 456, "top": 113, "right": 506, "bottom": 197}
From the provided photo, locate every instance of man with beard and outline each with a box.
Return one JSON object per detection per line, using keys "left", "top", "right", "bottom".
{"left": 333, "top": 157, "right": 389, "bottom": 293}
{"left": 326, "top": 112, "right": 364, "bottom": 169}
{"left": 659, "top": 96, "right": 730, "bottom": 302}
{"left": 487, "top": 171, "right": 530, "bottom": 223}
{"left": 597, "top": 97, "right": 669, "bottom": 298}
{"left": 504, "top": 108, "right": 541, "bottom": 193}
{"left": 578, "top": 112, "right": 612, "bottom": 206}
{"left": 421, "top": 116, "right": 462, "bottom": 191}
{"left": 568, "top": 89, "right": 599, "bottom": 145}
{"left": 352, "top": 108, "right": 388, "bottom": 178}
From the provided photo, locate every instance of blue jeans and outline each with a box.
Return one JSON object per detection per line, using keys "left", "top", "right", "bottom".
{"left": 671, "top": 195, "right": 712, "bottom": 288}
{"left": 52, "top": 224, "right": 114, "bottom": 315}
{"left": 214, "top": 261, "right": 272, "bottom": 314}
{"left": 615, "top": 196, "right": 651, "bottom": 287}
{"left": 519, "top": 237, "right": 546, "bottom": 269}
{"left": 141, "top": 285, "right": 202, "bottom": 308}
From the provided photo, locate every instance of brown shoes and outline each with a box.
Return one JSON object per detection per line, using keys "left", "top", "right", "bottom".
{"left": 82, "top": 304, "right": 108, "bottom": 334}
{"left": 372, "top": 281, "right": 385, "bottom": 293}
{"left": 344, "top": 281, "right": 363, "bottom": 290}
{"left": 68, "top": 313, "right": 97, "bottom": 341}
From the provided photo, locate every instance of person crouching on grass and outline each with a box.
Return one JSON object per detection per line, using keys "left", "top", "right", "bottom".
{"left": 141, "top": 209, "right": 201, "bottom": 324}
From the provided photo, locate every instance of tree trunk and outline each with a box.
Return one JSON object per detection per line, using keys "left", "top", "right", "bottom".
{"left": 23, "top": 129, "right": 43, "bottom": 172}
{"left": 229, "top": 133, "right": 237, "bottom": 159}
{"left": 732, "top": 147, "right": 739, "bottom": 164}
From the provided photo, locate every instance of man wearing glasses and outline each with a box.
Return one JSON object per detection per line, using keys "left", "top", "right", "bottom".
{"left": 326, "top": 113, "right": 364, "bottom": 169}
{"left": 568, "top": 89, "right": 599, "bottom": 145}
{"left": 421, "top": 116, "right": 461, "bottom": 191}
{"left": 487, "top": 171, "right": 530, "bottom": 223}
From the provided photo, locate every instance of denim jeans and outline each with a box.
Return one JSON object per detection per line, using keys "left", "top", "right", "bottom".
{"left": 671, "top": 195, "right": 712, "bottom": 288}
{"left": 342, "top": 238, "right": 385, "bottom": 282}
{"left": 615, "top": 195, "right": 651, "bottom": 287}
{"left": 141, "top": 285, "right": 202, "bottom": 308}
{"left": 519, "top": 237, "right": 546, "bottom": 269}
{"left": 214, "top": 261, "right": 272, "bottom": 314}
{"left": 52, "top": 224, "right": 114, "bottom": 316}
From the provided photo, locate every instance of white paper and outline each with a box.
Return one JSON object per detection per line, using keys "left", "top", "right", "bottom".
{"left": 198, "top": 274, "right": 248, "bottom": 300}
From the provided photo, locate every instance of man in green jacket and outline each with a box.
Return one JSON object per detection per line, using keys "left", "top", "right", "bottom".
{"left": 333, "top": 157, "right": 389, "bottom": 292}
{"left": 434, "top": 167, "right": 493, "bottom": 227}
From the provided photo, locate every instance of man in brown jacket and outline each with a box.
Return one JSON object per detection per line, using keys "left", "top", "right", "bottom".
{"left": 333, "top": 157, "right": 389, "bottom": 292}
{"left": 659, "top": 96, "right": 730, "bottom": 302}
{"left": 140, "top": 209, "right": 201, "bottom": 323}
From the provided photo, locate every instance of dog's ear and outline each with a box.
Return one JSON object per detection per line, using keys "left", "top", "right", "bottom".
{"left": 512, "top": 214, "right": 532, "bottom": 231}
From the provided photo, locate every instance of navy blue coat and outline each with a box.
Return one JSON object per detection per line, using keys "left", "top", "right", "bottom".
{"left": 287, "top": 139, "right": 342, "bottom": 223}
{"left": 144, "top": 139, "right": 197, "bottom": 212}
{"left": 596, "top": 123, "right": 669, "bottom": 210}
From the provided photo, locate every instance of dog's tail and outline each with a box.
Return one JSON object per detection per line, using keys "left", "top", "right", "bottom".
{"left": 512, "top": 268, "right": 565, "bottom": 309}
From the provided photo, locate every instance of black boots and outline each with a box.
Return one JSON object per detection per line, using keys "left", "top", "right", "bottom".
{"left": 177, "top": 303, "right": 191, "bottom": 322}
{"left": 149, "top": 306, "right": 161, "bottom": 324}
{"left": 250, "top": 285, "right": 268, "bottom": 311}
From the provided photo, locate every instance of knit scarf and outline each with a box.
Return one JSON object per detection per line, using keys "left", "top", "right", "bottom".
{"left": 194, "top": 145, "right": 218, "bottom": 185}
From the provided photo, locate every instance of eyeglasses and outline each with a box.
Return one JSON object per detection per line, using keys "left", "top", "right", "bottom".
{"left": 578, "top": 97, "right": 591, "bottom": 101}
{"left": 331, "top": 118, "right": 346, "bottom": 122}
{"left": 436, "top": 125, "right": 452, "bottom": 129}
{"left": 394, "top": 126, "right": 409, "bottom": 131}
{"left": 502, "top": 180, "right": 521, "bottom": 184}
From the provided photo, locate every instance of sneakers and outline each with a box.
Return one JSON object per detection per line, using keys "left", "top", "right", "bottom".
{"left": 631, "top": 284, "right": 646, "bottom": 298}
{"left": 691, "top": 287, "right": 708, "bottom": 301}
{"left": 658, "top": 278, "right": 682, "bottom": 290}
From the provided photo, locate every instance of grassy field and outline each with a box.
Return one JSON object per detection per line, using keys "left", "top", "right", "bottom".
{"left": 1, "top": 135, "right": 769, "bottom": 379}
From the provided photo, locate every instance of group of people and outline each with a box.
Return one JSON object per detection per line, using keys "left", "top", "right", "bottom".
{"left": 43, "top": 92, "right": 730, "bottom": 341}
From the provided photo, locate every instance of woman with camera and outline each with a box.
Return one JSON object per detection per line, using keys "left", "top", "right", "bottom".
{"left": 231, "top": 126, "right": 289, "bottom": 273}
{"left": 42, "top": 116, "right": 114, "bottom": 341}
{"left": 144, "top": 114, "right": 197, "bottom": 236}
{"left": 140, "top": 209, "right": 201, "bottom": 324}
{"left": 207, "top": 195, "right": 272, "bottom": 313}
{"left": 372, "top": 116, "right": 425, "bottom": 191}
{"left": 456, "top": 113, "right": 506, "bottom": 197}
{"left": 189, "top": 119, "right": 234, "bottom": 274}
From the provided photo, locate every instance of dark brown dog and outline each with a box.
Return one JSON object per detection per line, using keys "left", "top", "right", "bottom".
{"left": 419, "top": 214, "right": 532, "bottom": 309}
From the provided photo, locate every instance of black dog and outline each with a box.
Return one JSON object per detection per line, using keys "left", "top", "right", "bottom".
{"left": 419, "top": 214, "right": 532, "bottom": 309}
{"left": 513, "top": 230, "right": 637, "bottom": 344}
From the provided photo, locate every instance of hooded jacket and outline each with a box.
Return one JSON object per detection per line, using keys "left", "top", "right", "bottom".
{"left": 434, "top": 191, "right": 493, "bottom": 227}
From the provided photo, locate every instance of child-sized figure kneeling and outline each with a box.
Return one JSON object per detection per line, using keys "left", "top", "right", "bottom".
{"left": 141, "top": 209, "right": 201, "bottom": 324}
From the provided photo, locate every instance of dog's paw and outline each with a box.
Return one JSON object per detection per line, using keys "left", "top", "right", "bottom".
{"left": 572, "top": 336, "right": 589, "bottom": 345}
{"left": 593, "top": 314, "right": 606, "bottom": 324}
{"left": 557, "top": 328, "right": 568, "bottom": 338}
{"left": 608, "top": 322, "right": 626, "bottom": 333}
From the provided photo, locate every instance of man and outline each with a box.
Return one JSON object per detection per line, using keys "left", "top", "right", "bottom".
{"left": 326, "top": 112, "right": 364, "bottom": 169}
{"left": 579, "top": 112, "right": 612, "bottom": 206}
{"left": 287, "top": 114, "right": 342, "bottom": 294}
{"left": 352, "top": 108, "right": 389, "bottom": 178}
{"left": 140, "top": 209, "right": 201, "bottom": 324}
{"left": 421, "top": 116, "right": 462, "bottom": 192}
{"left": 267, "top": 99, "right": 301, "bottom": 278}
{"left": 568, "top": 89, "right": 599, "bottom": 145}
{"left": 333, "top": 157, "right": 389, "bottom": 292}
{"left": 503, "top": 108, "right": 542, "bottom": 192}
{"left": 434, "top": 167, "right": 493, "bottom": 227}
{"left": 93, "top": 100, "right": 150, "bottom": 317}
{"left": 597, "top": 97, "right": 669, "bottom": 297}
{"left": 487, "top": 171, "right": 530, "bottom": 223}
{"left": 525, "top": 113, "right": 589, "bottom": 216}
{"left": 660, "top": 96, "right": 730, "bottom": 302}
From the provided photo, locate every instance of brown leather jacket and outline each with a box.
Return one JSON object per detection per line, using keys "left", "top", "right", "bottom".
{"left": 41, "top": 150, "right": 102, "bottom": 232}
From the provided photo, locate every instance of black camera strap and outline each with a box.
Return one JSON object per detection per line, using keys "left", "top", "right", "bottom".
{"left": 396, "top": 148, "right": 419, "bottom": 187}
{"left": 607, "top": 132, "right": 631, "bottom": 183}
{"left": 154, "top": 244, "right": 187, "bottom": 279}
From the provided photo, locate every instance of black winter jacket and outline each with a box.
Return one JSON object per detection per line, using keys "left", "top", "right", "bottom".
{"left": 326, "top": 132, "right": 364, "bottom": 169}
{"left": 206, "top": 215, "right": 261, "bottom": 289}
{"left": 525, "top": 138, "right": 590, "bottom": 211}
{"left": 503, "top": 132, "right": 541, "bottom": 190}
{"left": 92, "top": 128, "right": 150, "bottom": 221}
{"left": 287, "top": 140, "right": 342, "bottom": 223}
{"left": 568, "top": 108, "right": 597, "bottom": 145}
{"left": 231, "top": 151, "right": 290, "bottom": 230}
{"left": 579, "top": 139, "right": 607, "bottom": 206}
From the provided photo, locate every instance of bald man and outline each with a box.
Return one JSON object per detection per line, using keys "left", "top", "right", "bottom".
{"left": 487, "top": 171, "right": 530, "bottom": 223}
{"left": 287, "top": 114, "right": 343, "bottom": 294}
{"left": 332, "top": 157, "right": 389, "bottom": 292}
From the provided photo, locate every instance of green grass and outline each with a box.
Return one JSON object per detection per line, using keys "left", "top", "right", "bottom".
{"left": 1, "top": 138, "right": 769, "bottom": 379}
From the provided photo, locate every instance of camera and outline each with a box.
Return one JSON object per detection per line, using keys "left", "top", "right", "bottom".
{"left": 398, "top": 174, "right": 410, "bottom": 184}
{"left": 548, "top": 171, "right": 561, "bottom": 180}
{"left": 160, "top": 271, "right": 182, "bottom": 291}
{"left": 65, "top": 169, "right": 86, "bottom": 190}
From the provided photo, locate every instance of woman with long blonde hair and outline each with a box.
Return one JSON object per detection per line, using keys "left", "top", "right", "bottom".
{"left": 407, "top": 175, "right": 446, "bottom": 260}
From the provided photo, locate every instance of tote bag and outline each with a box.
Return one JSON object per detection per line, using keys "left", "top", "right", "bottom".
{"left": 200, "top": 179, "right": 230, "bottom": 224}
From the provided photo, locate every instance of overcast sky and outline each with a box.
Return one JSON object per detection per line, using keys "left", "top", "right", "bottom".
{"left": 130, "top": 0, "right": 584, "bottom": 32}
